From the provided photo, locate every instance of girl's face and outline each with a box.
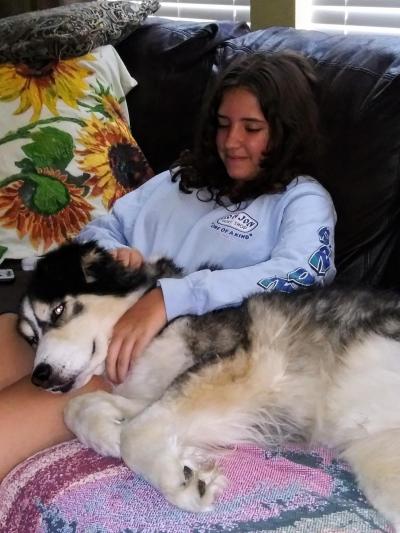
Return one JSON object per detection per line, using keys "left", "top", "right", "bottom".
{"left": 216, "top": 87, "right": 270, "bottom": 182}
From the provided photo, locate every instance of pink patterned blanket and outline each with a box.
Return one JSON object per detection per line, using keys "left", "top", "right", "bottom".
{"left": 0, "top": 440, "right": 393, "bottom": 533}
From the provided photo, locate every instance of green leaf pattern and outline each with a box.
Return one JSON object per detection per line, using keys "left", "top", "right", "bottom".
{"left": 0, "top": 76, "right": 127, "bottom": 254}
{"left": 22, "top": 127, "right": 74, "bottom": 170}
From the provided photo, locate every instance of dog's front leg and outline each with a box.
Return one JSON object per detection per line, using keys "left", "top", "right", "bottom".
{"left": 64, "top": 391, "right": 144, "bottom": 458}
{"left": 114, "top": 317, "right": 195, "bottom": 406}
{"left": 65, "top": 317, "right": 195, "bottom": 459}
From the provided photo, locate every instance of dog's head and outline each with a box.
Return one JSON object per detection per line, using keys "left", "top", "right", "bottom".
{"left": 18, "top": 240, "right": 181, "bottom": 392}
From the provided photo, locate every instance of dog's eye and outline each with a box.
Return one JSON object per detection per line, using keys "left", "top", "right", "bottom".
{"left": 51, "top": 303, "right": 65, "bottom": 322}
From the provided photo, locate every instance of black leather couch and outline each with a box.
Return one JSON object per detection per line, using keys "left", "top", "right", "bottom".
{"left": 2, "top": 18, "right": 400, "bottom": 313}
{"left": 1, "top": 18, "right": 399, "bottom": 533}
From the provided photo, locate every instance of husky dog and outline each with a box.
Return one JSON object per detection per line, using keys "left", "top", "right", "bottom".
{"left": 18, "top": 241, "right": 400, "bottom": 529}
{"left": 18, "top": 241, "right": 182, "bottom": 392}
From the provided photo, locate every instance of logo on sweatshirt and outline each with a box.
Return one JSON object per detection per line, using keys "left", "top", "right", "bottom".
{"left": 217, "top": 212, "right": 258, "bottom": 233}
{"left": 210, "top": 211, "right": 258, "bottom": 240}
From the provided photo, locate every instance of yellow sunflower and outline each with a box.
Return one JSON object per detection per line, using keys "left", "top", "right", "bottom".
{"left": 0, "top": 168, "right": 93, "bottom": 251}
{"left": 0, "top": 54, "right": 95, "bottom": 122}
{"left": 100, "top": 92, "right": 125, "bottom": 122}
{"left": 76, "top": 115, "right": 154, "bottom": 209}
{"left": 82, "top": 82, "right": 126, "bottom": 122}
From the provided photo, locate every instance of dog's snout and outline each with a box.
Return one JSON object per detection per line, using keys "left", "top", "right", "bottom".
{"left": 31, "top": 362, "right": 75, "bottom": 393}
{"left": 31, "top": 363, "right": 52, "bottom": 388}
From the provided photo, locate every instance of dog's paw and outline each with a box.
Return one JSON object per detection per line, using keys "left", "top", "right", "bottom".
{"left": 163, "top": 461, "right": 227, "bottom": 512}
{"left": 64, "top": 391, "right": 124, "bottom": 458}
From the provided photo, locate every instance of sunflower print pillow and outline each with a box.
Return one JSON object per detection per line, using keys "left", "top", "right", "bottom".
{"left": 0, "top": 45, "right": 154, "bottom": 260}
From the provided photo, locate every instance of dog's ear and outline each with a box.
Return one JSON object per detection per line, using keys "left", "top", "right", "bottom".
{"left": 80, "top": 244, "right": 105, "bottom": 284}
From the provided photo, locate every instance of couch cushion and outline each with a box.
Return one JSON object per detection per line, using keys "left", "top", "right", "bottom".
{"left": 0, "top": 0, "right": 160, "bottom": 67}
{"left": 0, "top": 45, "right": 153, "bottom": 260}
{"left": 215, "top": 28, "right": 400, "bottom": 289}
{"left": 116, "top": 19, "right": 250, "bottom": 173}
{"left": 0, "top": 440, "right": 392, "bottom": 532}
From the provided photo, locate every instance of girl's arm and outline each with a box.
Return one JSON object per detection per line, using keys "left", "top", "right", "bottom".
{"left": 159, "top": 186, "right": 337, "bottom": 320}
{"left": 76, "top": 171, "right": 169, "bottom": 250}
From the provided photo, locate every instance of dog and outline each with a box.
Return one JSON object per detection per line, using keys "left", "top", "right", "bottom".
{"left": 18, "top": 240, "right": 400, "bottom": 529}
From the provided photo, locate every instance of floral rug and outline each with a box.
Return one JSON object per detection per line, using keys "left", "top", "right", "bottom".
{"left": 0, "top": 440, "right": 393, "bottom": 533}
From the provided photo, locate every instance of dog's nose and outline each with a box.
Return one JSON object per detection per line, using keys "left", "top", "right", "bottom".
{"left": 31, "top": 363, "right": 52, "bottom": 388}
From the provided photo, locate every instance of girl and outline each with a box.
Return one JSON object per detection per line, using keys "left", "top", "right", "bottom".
{"left": 0, "top": 51, "right": 336, "bottom": 479}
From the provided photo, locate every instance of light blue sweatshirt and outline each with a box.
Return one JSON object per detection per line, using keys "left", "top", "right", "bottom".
{"left": 77, "top": 170, "right": 337, "bottom": 321}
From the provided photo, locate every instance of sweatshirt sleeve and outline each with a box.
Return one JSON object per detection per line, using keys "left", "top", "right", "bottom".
{"left": 158, "top": 182, "right": 337, "bottom": 321}
{"left": 76, "top": 171, "right": 169, "bottom": 250}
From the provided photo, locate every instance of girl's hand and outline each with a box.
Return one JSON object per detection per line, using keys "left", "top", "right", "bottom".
{"left": 110, "top": 247, "right": 144, "bottom": 269}
{"left": 106, "top": 288, "right": 167, "bottom": 384}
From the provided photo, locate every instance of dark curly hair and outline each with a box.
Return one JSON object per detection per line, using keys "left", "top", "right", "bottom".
{"left": 171, "top": 51, "right": 322, "bottom": 204}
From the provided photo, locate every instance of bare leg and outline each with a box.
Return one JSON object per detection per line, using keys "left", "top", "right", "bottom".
{"left": 0, "top": 374, "right": 110, "bottom": 481}
{"left": 0, "top": 313, "right": 111, "bottom": 481}
{"left": 0, "top": 313, "right": 34, "bottom": 390}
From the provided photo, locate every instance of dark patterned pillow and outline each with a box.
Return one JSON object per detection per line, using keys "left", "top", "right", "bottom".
{"left": 0, "top": 0, "right": 160, "bottom": 67}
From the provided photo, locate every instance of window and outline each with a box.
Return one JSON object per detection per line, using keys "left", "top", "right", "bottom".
{"left": 157, "top": 1, "right": 250, "bottom": 23}
{"left": 296, "top": 0, "right": 400, "bottom": 35}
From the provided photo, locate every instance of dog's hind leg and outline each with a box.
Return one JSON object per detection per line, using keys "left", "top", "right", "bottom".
{"left": 341, "top": 430, "right": 400, "bottom": 532}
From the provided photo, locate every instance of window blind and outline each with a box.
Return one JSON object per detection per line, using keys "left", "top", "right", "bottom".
{"left": 303, "top": 0, "right": 400, "bottom": 35}
{"left": 157, "top": 1, "right": 250, "bottom": 23}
